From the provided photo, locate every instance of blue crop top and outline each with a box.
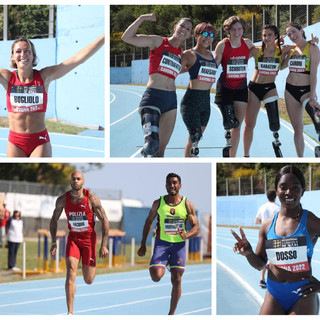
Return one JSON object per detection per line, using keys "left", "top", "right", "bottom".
{"left": 188, "top": 49, "right": 218, "bottom": 83}
{"left": 266, "top": 210, "right": 314, "bottom": 273}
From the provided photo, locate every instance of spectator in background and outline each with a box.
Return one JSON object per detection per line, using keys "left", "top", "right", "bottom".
{"left": 254, "top": 189, "right": 280, "bottom": 288}
{"left": 0, "top": 204, "right": 11, "bottom": 248}
{"left": 6, "top": 210, "right": 23, "bottom": 271}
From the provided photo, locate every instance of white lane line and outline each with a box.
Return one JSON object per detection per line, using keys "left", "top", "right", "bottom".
{"left": 74, "top": 289, "right": 211, "bottom": 314}
{"left": 110, "top": 107, "right": 139, "bottom": 127}
{"left": 217, "top": 259, "right": 263, "bottom": 306}
{"left": 179, "top": 307, "right": 212, "bottom": 315}
{"left": 0, "top": 278, "right": 211, "bottom": 308}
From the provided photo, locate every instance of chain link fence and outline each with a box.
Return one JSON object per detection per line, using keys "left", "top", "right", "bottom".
{"left": 217, "top": 167, "right": 320, "bottom": 196}
{"left": 0, "top": 5, "right": 55, "bottom": 41}
{"left": 111, "top": 5, "right": 320, "bottom": 67}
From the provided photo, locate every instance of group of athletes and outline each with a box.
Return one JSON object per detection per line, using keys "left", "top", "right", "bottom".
{"left": 122, "top": 13, "right": 320, "bottom": 158}
{"left": 49, "top": 170, "right": 199, "bottom": 315}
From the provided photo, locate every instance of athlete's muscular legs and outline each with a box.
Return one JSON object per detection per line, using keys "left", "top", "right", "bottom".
{"left": 259, "top": 290, "right": 287, "bottom": 315}
{"left": 149, "top": 267, "right": 165, "bottom": 282}
{"left": 7, "top": 141, "right": 28, "bottom": 157}
{"left": 169, "top": 269, "right": 183, "bottom": 315}
{"left": 82, "top": 264, "right": 96, "bottom": 284}
{"left": 230, "top": 101, "right": 247, "bottom": 157}
{"left": 285, "top": 91, "right": 305, "bottom": 157}
{"left": 30, "top": 142, "right": 52, "bottom": 157}
{"left": 65, "top": 256, "right": 79, "bottom": 314}
{"left": 155, "top": 109, "right": 177, "bottom": 157}
{"left": 243, "top": 91, "right": 261, "bottom": 157}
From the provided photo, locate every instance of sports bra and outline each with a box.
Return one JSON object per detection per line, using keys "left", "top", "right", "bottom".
{"left": 7, "top": 69, "right": 48, "bottom": 113}
{"left": 149, "top": 37, "right": 182, "bottom": 80}
{"left": 255, "top": 46, "right": 281, "bottom": 76}
{"left": 188, "top": 49, "right": 218, "bottom": 83}
{"left": 288, "top": 43, "right": 310, "bottom": 74}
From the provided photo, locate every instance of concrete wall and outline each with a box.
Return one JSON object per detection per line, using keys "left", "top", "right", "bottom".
{"left": 0, "top": 5, "right": 105, "bottom": 127}
{"left": 217, "top": 190, "right": 320, "bottom": 226}
{"left": 111, "top": 22, "right": 320, "bottom": 99}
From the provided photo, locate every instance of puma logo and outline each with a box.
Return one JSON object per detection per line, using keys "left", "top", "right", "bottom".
{"left": 90, "top": 258, "right": 95, "bottom": 262}
{"left": 39, "top": 135, "right": 48, "bottom": 141}
{"left": 80, "top": 205, "right": 86, "bottom": 209}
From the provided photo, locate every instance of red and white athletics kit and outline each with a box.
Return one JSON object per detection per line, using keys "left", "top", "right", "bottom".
{"left": 65, "top": 189, "right": 97, "bottom": 266}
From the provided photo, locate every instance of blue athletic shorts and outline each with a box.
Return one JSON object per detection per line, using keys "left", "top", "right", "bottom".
{"left": 267, "top": 277, "right": 310, "bottom": 312}
{"left": 149, "top": 238, "right": 186, "bottom": 271}
{"left": 139, "top": 87, "right": 177, "bottom": 113}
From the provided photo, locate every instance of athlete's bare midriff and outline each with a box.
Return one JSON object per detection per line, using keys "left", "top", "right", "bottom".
{"left": 8, "top": 112, "right": 46, "bottom": 134}
{"left": 147, "top": 73, "right": 176, "bottom": 91}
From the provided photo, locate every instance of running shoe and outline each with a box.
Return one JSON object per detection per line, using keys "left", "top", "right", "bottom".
{"left": 259, "top": 280, "right": 267, "bottom": 288}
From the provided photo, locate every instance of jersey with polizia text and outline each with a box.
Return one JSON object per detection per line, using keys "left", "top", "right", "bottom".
{"left": 266, "top": 210, "right": 314, "bottom": 273}
{"left": 65, "top": 189, "right": 95, "bottom": 234}
{"left": 7, "top": 70, "right": 48, "bottom": 113}
{"left": 255, "top": 46, "right": 281, "bottom": 76}
{"left": 156, "top": 195, "right": 188, "bottom": 243}
{"left": 149, "top": 37, "right": 182, "bottom": 80}
{"left": 219, "top": 38, "right": 250, "bottom": 89}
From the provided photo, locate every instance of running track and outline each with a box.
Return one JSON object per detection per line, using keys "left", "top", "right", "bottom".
{"left": 0, "top": 128, "right": 104, "bottom": 158}
{"left": 0, "top": 264, "right": 211, "bottom": 315}
{"left": 216, "top": 227, "right": 320, "bottom": 315}
{"left": 110, "top": 84, "right": 318, "bottom": 158}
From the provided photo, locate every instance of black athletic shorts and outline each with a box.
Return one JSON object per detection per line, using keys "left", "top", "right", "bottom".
{"left": 214, "top": 81, "right": 248, "bottom": 106}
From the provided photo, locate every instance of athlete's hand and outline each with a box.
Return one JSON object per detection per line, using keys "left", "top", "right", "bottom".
{"left": 231, "top": 227, "right": 253, "bottom": 256}
{"left": 99, "top": 245, "right": 109, "bottom": 259}
{"left": 178, "top": 228, "right": 188, "bottom": 240}
{"left": 140, "top": 13, "right": 156, "bottom": 22}
{"left": 137, "top": 245, "right": 146, "bottom": 257}
{"left": 50, "top": 243, "right": 57, "bottom": 256}
{"left": 299, "top": 276, "right": 320, "bottom": 297}
{"left": 310, "top": 33, "right": 319, "bottom": 45}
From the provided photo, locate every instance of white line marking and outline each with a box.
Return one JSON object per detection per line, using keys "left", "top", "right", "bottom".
{"left": 110, "top": 107, "right": 139, "bottom": 127}
{"left": 110, "top": 92, "right": 116, "bottom": 104}
{"left": 217, "top": 259, "right": 263, "bottom": 306}
{"left": 52, "top": 144, "right": 104, "bottom": 153}
{"left": 73, "top": 289, "right": 211, "bottom": 314}
{"left": 179, "top": 307, "right": 212, "bottom": 315}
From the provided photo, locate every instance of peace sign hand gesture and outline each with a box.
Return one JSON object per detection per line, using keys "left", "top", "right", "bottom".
{"left": 231, "top": 227, "right": 254, "bottom": 256}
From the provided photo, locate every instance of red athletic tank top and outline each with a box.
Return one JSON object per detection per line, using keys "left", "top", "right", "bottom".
{"left": 149, "top": 37, "right": 182, "bottom": 80}
{"left": 65, "top": 189, "right": 95, "bottom": 234}
{"left": 7, "top": 69, "right": 48, "bottom": 113}
{"left": 219, "top": 38, "right": 250, "bottom": 89}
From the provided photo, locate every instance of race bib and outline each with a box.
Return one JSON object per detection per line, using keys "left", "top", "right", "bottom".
{"left": 226, "top": 59, "right": 248, "bottom": 79}
{"left": 198, "top": 61, "right": 218, "bottom": 83}
{"left": 266, "top": 236, "right": 309, "bottom": 273}
{"left": 257, "top": 57, "right": 279, "bottom": 76}
{"left": 68, "top": 215, "right": 89, "bottom": 232}
{"left": 289, "top": 55, "right": 307, "bottom": 73}
{"left": 10, "top": 85, "right": 44, "bottom": 113}
{"left": 164, "top": 218, "right": 184, "bottom": 235}
{"left": 159, "top": 51, "right": 181, "bottom": 78}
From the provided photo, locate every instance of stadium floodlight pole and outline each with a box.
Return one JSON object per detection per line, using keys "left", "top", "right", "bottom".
{"left": 3, "top": 5, "right": 8, "bottom": 41}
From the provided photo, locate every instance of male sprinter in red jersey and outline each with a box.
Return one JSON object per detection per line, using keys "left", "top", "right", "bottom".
{"left": 50, "top": 171, "right": 109, "bottom": 315}
{"left": 137, "top": 173, "right": 200, "bottom": 315}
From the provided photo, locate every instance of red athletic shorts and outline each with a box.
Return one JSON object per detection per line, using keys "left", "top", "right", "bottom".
{"left": 66, "top": 231, "right": 97, "bottom": 266}
{"left": 8, "top": 128, "right": 50, "bottom": 156}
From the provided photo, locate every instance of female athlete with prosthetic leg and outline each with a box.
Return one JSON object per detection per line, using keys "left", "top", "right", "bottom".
{"left": 214, "top": 16, "right": 254, "bottom": 157}
{"left": 243, "top": 25, "right": 287, "bottom": 158}
{"left": 121, "top": 14, "right": 192, "bottom": 157}
{"left": 283, "top": 22, "right": 320, "bottom": 157}
{"left": 180, "top": 22, "right": 218, "bottom": 157}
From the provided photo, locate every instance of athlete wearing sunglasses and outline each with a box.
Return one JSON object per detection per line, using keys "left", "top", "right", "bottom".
{"left": 180, "top": 22, "right": 218, "bottom": 157}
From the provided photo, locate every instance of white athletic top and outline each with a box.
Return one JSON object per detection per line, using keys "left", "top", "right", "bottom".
{"left": 7, "top": 219, "right": 23, "bottom": 243}
{"left": 256, "top": 201, "right": 280, "bottom": 223}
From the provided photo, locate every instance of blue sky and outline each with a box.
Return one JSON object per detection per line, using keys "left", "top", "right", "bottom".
{"left": 75, "top": 162, "right": 212, "bottom": 215}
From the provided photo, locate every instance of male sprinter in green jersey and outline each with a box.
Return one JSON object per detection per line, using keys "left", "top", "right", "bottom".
{"left": 137, "top": 172, "right": 199, "bottom": 315}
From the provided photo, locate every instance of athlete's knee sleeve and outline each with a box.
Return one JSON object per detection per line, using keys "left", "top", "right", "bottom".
{"left": 264, "top": 96, "right": 280, "bottom": 132}
{"left": 218, "top": 104, "right": 239, "bottom": 130}
{"left": 304, "top": 99, "right": 320, "bottom": 134}
{"left": 140, "top": 106, "right": 161, "bottom": 155}
{"left": 189, "top": 127, "right": 202, "bottom": 144}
